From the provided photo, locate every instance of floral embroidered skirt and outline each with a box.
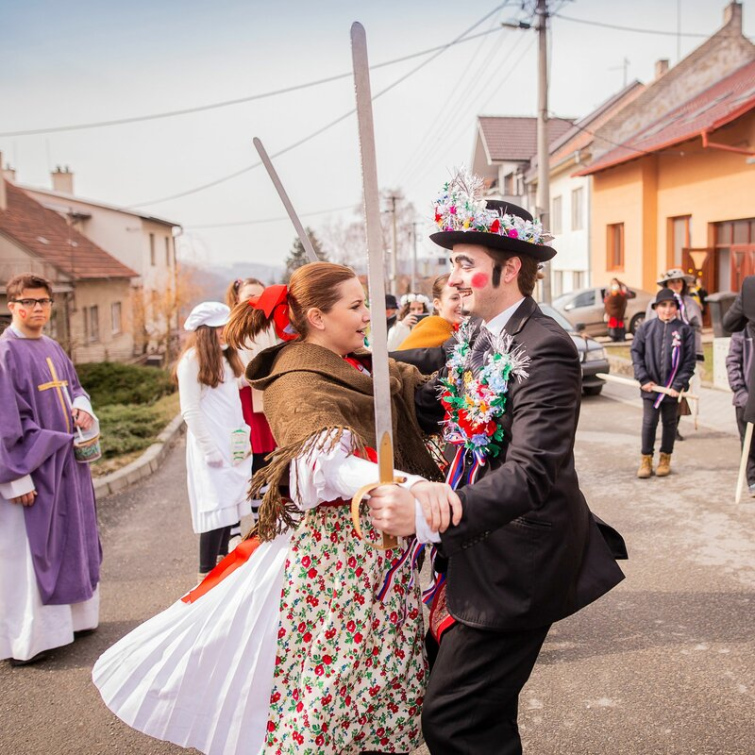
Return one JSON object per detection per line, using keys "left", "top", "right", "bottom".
{"left": 92, "top": 509, "right": 426, "bottom": 755}
{"left": 264, "top": 506, "right": 427, "bottom": 754}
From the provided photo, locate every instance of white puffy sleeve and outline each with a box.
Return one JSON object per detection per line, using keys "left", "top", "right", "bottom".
{"left": 289, "top": 430, "right": 424, "bottom": 512}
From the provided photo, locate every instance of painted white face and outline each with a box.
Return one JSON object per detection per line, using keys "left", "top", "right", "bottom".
{"left": 312, "top": 277, "right": 371, "bottom": 355}
{"left": 447, "top": 244, "right": 502, "bottom": 321}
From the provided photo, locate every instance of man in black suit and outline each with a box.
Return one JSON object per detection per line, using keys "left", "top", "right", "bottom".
{"left": 368, "top": 178, "right": 625, "bottom": 755}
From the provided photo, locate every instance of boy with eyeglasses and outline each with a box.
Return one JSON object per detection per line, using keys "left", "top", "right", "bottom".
{"left": 0, "top": 273, "right": 101, "bottom": 665}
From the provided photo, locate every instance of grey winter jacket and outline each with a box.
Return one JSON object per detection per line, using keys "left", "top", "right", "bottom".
{"left": 631, "top": 317, "right": 696, "bottom": 401}
{"left": 726, "top": 327, "right": 755, "bottom": 408}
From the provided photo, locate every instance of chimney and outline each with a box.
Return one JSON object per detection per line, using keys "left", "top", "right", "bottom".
{"left": 723, "top": 2, "right": 743, "bottom": 32}
{"left": 51, "top": 165, "right": 74, "bottom": 194}
{"left": 0, "top": 152, "right": 6, "bottom": 212}
{"left": 655, "top": 59, "right": 669, "bottom": 79}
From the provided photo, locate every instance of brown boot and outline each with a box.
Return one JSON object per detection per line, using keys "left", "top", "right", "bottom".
{"left": 637, "top": 454, "right": 653, "bottom": 478}
{"left": 656, "top": 452, "right": 672, "bottom": 477}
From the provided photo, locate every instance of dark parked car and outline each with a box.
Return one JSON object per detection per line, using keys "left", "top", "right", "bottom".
{"left": 539, "top": 303, "right": 609, "bottom": 396}
{"left": 552, "top": 286, "right": 654, "bottom": 337}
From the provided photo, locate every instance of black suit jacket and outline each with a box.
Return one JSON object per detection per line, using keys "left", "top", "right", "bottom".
{"left": 415, "top": 296, "right": 625, "bottom": 631}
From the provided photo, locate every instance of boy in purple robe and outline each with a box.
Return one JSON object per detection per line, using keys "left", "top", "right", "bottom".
{"left": 0, "top": 273, "right": 101, "bottom": 665}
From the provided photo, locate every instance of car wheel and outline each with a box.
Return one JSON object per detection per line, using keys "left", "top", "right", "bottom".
{"left": 582, "top": 385, "right": 603, "bottom": 396}
{"left": 629, "top": 313, "right": 645, "bottom": 335}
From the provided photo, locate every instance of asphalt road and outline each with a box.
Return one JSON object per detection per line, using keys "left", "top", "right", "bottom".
{"left": 2, "top": 393, "right": 754, "bottom": 755}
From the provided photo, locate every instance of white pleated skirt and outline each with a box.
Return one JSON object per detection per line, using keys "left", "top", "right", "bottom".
{"left": 92, "top": 533, "right": 291, "bottom": 755}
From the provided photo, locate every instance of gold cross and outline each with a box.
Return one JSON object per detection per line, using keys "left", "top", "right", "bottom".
{"left": 37, "top": 357, "right": 71, "bottom": 433}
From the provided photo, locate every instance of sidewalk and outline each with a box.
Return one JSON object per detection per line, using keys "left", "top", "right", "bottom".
{"left": 601, "top": 356, "right": 738, "bottom": 437}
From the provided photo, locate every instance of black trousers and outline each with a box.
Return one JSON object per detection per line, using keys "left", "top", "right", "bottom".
{"left": 198, "top": 526, "right": 231, "bottom": 573}
{"left": 422, "top": 622, "right": 551, "bottom": 755}
{"left": 641, "top": 398, "right": 677, "bottom": 456}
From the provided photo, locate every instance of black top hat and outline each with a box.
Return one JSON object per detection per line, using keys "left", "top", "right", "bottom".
{"left": 430, "top": 199, "right": 556, "bottom": 262}
{"left": 651, "top": 288, "right": 678, "bottom": 309}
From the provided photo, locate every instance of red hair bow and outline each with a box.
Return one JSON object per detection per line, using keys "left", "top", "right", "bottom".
{"left": 248, "top": 284, "right": 297, "bottom": 341}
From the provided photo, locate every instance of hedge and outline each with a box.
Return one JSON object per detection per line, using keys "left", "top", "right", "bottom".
{"left": 77, "top": 362, "right": 175, "bottom": 407}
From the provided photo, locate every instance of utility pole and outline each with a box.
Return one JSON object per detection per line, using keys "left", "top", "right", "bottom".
{"left": 387, "top": 193, "right": 399, "bottom": 295}
{"left": 411, "top": 221, "right": 419, "bottom": 291}
{"left": 535, "top": 0, "right": 552, "bottom": 303}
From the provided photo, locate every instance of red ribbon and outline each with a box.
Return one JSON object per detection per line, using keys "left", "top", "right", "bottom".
{"left": 248, "top": 284, "right": 297, "bottom": 341}
{"left": 181, "top": 536, "right": 262, "bottom": 604}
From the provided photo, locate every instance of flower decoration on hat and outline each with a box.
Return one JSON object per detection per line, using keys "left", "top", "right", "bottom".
{"left": 433, "top": 168, "right": 553, "bottom": 247}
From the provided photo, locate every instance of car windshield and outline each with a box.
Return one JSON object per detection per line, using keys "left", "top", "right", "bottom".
{"left": 539, "top": 303, "right": 575, "bottom": 332}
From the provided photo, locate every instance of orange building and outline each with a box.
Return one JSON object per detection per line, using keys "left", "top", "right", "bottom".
{"left": 579, "top": 3, "right": 755, "bottom": 297}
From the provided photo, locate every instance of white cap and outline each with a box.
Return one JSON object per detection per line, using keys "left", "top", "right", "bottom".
{"left": 183, "top": 301, "right": 231, "bottom": 332}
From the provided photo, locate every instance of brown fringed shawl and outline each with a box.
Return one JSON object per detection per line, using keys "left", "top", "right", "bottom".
{"left": 246, "top": 341, "right": 442, "bottom": 541}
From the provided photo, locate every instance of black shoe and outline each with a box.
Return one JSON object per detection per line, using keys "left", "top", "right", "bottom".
{"left": 675, "top": 429, "right": 684, "bottom": 441}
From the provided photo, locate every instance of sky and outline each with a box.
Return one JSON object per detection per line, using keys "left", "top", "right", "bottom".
{"left": 1, "top": 0, "right": 753, "bottom": 273}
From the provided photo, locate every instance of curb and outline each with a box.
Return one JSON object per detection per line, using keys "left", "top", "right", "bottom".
{"left": 92, "top": 414, "right": 185, "bottom": 499}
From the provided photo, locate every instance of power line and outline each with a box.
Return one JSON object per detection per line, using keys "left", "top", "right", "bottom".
{"left": 128, "top": 2, "right": 511, "bottom": 208}
{"left": 187, "top": 203, "right": 356, "bottom": 229}
{"left": 554, "top": 13, "right": 710, "bottom": 38}
{"left": 0, "top": 26, "right": 509, "bottom": 139}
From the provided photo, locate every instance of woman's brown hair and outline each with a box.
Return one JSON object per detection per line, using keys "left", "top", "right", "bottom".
{"left": 431, "top": 274, "right": 451, "bottom": 314}
{"left": 398, "top": 297, "right": 429, "bottom": 321}
{"left": 225, "top": 262, "right": 358, "bottom": 349}
{"left": 225, "top": 277, "right": 265, "bottom": 308}
{"left": 173, "top": 325, "right": 244, "bottom": 388}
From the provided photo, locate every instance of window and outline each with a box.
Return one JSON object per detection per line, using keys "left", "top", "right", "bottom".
{"left": 607, "top": 223, "right": 624, "bottom": 270}
{"left": 571, "top": 187, "right": 584, "bottom": 231}
{"left": 150, "top": 233, "right": 156, "bottom": 266}
{"left": 88, "top": 306, "right": 99, "bottom": 343}
{"left": 670, "top": 216, "right": 690, "bottom": 267}
{"left": 552, "top": 196, "right": 563, "bottom": 235}
{"left": 165, "top": 236, "right": 172, "bottom": 266}
{"left": 111, "top": 301, "right": 122, "bottom": 335}
{"left": 572, "top": 290, "right": 596, "bottom": 308}
{"left": 552, "top": 270, "right": 564, "bottom": 297}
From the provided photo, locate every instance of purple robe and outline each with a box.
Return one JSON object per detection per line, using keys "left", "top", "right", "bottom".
{"left": 0, "top": 330, "right": 101, "bottom": 605}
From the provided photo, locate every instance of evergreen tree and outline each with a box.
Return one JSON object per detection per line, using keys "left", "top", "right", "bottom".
{"left": 284, "top": 228, "right": 327, "bottom": 281}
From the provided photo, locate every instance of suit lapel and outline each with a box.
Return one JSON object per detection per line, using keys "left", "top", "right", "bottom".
{"left": 503, "top": 296, "right": 538, "bottom": 337}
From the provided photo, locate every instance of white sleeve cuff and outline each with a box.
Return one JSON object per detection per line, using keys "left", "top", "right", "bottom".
{"left": 0, "top": 475, "right": 35, "bottom": 500}
{"left": 72, "top": 395, "right": 99, "bottom": 435}
{"left": 414, "top": 499, "right": 442, "bottom": 544}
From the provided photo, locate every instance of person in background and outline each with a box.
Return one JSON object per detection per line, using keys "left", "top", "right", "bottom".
{"left": 646, "top": 268, "right": 704, "bottom": 441}
{"left": 226, "top": 278, "right": 278, "bottom": 529}
{"left": 631, "top": 288, "right": 696, "bottom": 479}
{"left": 0, "top": 273, "right": 101, "bottom": 665}
{"left": 603, "top": 277, "right": 634, "bottom": 342}
{"left": 175, "top": 302, "right": 252, "bottom": 583}
{"left": 725, "top": 310, "right": 755, "bottom": 497}
{"left": 398, "top": 273, "right": 464, "bottom": 351}
{"left": 387, "top": 292, "right": 430, "bottom": 350}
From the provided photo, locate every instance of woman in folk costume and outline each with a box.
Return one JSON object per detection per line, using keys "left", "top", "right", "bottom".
{"left": 226, "top": 277, "right": 279, "bottom": 526}
{"left": 93, "top": 262, "right": 449, "bottom": 755}
{"left": 174, "top": 302, "right": 253, "bottom": 582}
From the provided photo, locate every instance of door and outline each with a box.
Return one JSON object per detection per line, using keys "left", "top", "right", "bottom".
{"left": 730, "top": 245, "right": 755, "bottom": 293}
{"left": 682, "top": 247, "right": 714, "bottom": 326}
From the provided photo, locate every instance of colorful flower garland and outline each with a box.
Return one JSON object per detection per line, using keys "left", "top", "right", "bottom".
{"left": 432, "top": 168, "right": 552, "bottom": 246}
{"left": 439, "top": 322, "right": 530, "bottom": 470}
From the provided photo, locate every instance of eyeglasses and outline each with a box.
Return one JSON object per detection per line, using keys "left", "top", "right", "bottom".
{"left": 11, "top": 298, "right": 54, "bottom": 307}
